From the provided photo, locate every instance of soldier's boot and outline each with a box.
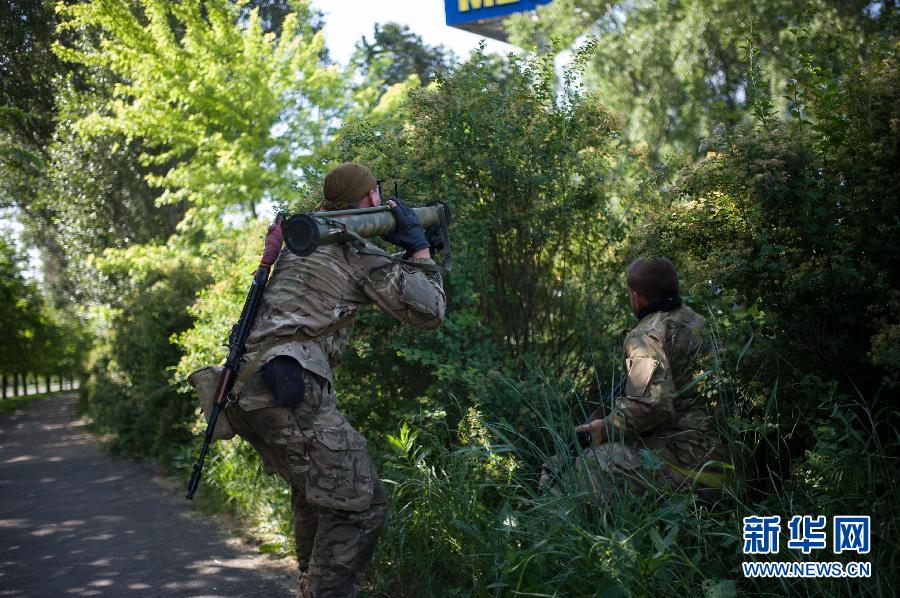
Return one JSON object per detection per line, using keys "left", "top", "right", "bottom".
{"left": 296, "top": 483, "right": 388, "bottom": 598}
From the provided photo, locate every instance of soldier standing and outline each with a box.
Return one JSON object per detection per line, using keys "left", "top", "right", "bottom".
{"left": 570, "top": 257, "right": 729, "bottom": 500}
{"left": 225, "top": 162, "right": 446, "bottom": 597}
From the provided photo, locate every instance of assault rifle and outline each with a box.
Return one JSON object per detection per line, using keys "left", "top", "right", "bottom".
{"left": 186, "top": 214, "right": 285, "bottom": 500}
{"left": 574, "top": 377, "right": 626, "bottom": 450}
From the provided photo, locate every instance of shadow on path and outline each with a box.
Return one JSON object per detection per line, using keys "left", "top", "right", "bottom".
{"left": 0, "top": 394, "right": 293, "bottom": 597}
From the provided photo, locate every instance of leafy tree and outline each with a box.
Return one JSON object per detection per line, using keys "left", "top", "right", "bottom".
{"left": 0, "top": 0, "right": 63, "bottom": 190}
{"left": 0, "top": 0, "right": 74, "bottom": 298}
{"left": 507, "top": 0, "right": 897, "bottom": 163}
{"left": 55, "top": 0, "right": 343, "bottom": 221}
{"left": 353, "top": 23, "right": 455, "bottom": 94}
{"left": 650, "top": 45, "right": 898, "bottom": 395}
{"left": 37, "top": 79, "right": 186, "bottom": 304}
{"left": 1, "top": 0, "right": 178, "bottom": 304}
{"left": 0, "top": 235, "right": 43, "bottom": 377}
{"left": 0, "top": 234, "right": 88, "bottom": 385}
{"left": 61, "top": 0, "right": 346, "bottom": 461}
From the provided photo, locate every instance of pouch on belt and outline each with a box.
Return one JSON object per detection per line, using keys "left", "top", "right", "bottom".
{"left": 187, "top": 365, "right": 236, "bottom": 441}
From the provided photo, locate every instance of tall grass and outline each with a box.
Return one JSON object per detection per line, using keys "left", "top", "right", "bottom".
{"left": 170, "top": 345, "right": 896, "bottom": 596}
{"left": 173, "top": 434, "right": 294, "bottom": 552}
{"left": 365, "top": 368, "right": 897, "bottom": 596}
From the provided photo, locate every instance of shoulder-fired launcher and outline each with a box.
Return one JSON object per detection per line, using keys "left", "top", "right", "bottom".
{"left": 283, "top": 203, "right": 450, "bottom": 257}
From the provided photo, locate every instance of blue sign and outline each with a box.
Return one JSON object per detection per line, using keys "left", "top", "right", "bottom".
{"left": 445, "top": 0, "right": 553, "bottom": 27}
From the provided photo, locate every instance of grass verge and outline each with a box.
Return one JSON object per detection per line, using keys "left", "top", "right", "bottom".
{"left": 0, "top": 390, "right": 77, "bottom": 416}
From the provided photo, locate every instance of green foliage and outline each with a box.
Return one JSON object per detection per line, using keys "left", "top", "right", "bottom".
{"left": 507, "top": 0, "right": 897, "bottom": 163}
{"left": 0, "top": 233, "right": 88, "bottom": 376}
{"left": 55, "top": 0, "right": 342, "bottom": 220}
{"left": 0, "top": 0, "right": 64, "bottom": 186}
{"left": 326, "top": 49, "right": 645, "bottom": 437}
{"left": 366, "top": 373, "right": 895, "bottom": 597}
{"left": 0, "top": 0, "right": 75, "bottom": 300}
{"left": 0, "top": 235, "right": 43, "bottom": 374}
{"left": 174, "top": 221, "right": 267, "bottom": 380}
{"left": 37, "top": 80, "right": 186, "bottom": 303}
{"left": 644, "top": 45, "right": 898, "bottom": 406}
{"left": 353, "top": 23, "right": 454, "bottom": 94}
{"left": 60, "top": 0, "right": 343, "bottom": 461}
{"left": 82, "top": 242, "right": 209, "bottom": 458}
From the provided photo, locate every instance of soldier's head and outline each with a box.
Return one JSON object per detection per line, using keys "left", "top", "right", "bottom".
{"left": 319, "top": 162, "right": 381, "bottom": 211}
{"left": 626, "top": 257, "right": 680, "bottom": 315}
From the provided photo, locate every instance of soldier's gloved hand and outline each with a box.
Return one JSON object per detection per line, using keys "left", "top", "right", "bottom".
{"left": 574, "top": 418, "right": 608, "bottom": 447}
{"left": 382, "top": 198, "right": 429, "bottom": 254}
{"left": 425, "top": 223, "right": 444, "bottom": 252}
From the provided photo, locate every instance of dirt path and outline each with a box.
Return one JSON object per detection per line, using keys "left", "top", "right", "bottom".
{"left": 0, "top": 394, "right": 294, "bottom": 597}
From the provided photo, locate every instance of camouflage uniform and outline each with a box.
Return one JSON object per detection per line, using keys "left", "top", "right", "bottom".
{"left": 224, "top": 241, "right": 445, "bottom": 597}
{"left": 550, "top": 304, "right": 728, "bottom": 500}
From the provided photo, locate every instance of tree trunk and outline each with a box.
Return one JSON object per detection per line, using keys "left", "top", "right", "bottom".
{"left": 2, "top": 374, "right": 6, "bottom": 399}
{"left": 46, "top": 374, "right": 51, "bottom": 393}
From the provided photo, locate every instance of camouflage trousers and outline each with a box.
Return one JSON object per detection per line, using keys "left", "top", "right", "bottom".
{"left": 225, "top": 370, "right": 387, "bottom": 598}
{"left": 540, "top": 434, "right": 727, "bottom": 502}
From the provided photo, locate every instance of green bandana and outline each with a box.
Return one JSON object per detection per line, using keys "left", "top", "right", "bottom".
{"left": 321, "top": 162, "right": 377, "bottom": 211}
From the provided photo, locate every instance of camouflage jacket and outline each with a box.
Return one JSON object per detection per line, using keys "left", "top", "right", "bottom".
{"left": 600, "top": 304, "right": 711, "bottom": 442}
{"left": 238, "top": 241, "right": 445, "bottom": 408}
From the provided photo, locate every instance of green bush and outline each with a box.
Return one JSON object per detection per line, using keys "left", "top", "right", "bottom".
{"left": 635, "top": 47, "right": 899, "bottom": 495}
{"left": 82, "top": 243, "right": 209, "bottom": 459}
{"left": 317, "top": 49, "right": 648, "bottom": 440}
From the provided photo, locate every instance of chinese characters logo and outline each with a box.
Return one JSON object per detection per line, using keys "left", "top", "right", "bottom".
{"left": 742, "top": 514, "right": 871, "bottom": 555}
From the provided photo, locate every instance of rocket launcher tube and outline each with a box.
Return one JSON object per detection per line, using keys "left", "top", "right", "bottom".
{"left": 284, "top": 204, "right": 449, "bottom": 257}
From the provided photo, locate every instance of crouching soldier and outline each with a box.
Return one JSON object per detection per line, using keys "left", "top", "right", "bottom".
{"left": 225, "top": 163, "right": 446, "bottom": 597}
{"left": 547, "top": 257, "right": 729, "bottom": 501}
